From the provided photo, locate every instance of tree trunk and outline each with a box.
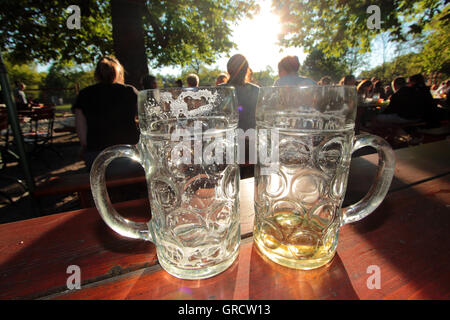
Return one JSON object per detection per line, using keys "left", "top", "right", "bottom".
{"left": 110, "top": 0, "right": 149, "bottom": 89}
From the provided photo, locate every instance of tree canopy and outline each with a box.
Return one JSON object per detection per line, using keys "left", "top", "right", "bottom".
{"left": 274, "top": 0, "right": 447, "bottom": 57}
{"left": 1, "top": 0, "right": 256, "bottom": 67}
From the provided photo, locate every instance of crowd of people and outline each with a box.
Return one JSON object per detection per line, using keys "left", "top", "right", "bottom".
{"left": 63, "top": 54, "right": 448, "bottom": 170}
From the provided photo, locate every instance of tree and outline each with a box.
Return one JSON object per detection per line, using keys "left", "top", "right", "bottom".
{"left": 43, "top": 62, "right": 95, "bottom": 103}
{"left": 419, "top": 6, "right": 450, "bottom": 75}
{"left": 358, "top": 52, "right": 424, "bottom": 83}
{"left": 2, "top": 54, "right": 44, "bottom": 100}
{"left": 252, "top": 66, "right": 276, "bottom": 86}
{"left": 300, "top": 49, "right": 348, "bottom": 82}
{"left": 1, "top": 0, "right": 258, "bottom": 88}
{"left": 274, "top": 0, "right": 446, "bottom": 58}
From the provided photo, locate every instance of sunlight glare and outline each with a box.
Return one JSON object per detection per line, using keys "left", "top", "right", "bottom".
{"left": 228, "top": 0, "right": 304, "bottom": 73}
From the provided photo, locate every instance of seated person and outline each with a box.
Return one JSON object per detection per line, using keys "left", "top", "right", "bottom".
{"left": 216, "top": 73, "right": 229, "bottom": 86}
{"left": 408, "top": 74, "right": 439, "bottom": 127}
{"left": 273, "top": 56, "right": 316, "bottom": 86}
{"left": 14, "top": 82, "right": 30, "bottom": 110}
{"left": 224, "top": 54, "right": 260, "bottom": 132}
{"left": 318, "top": 76, "right": 332, "bottom": 85}
{"left": 357, "top": 79, "right": 373, "bottom": 102}
{"left": 372, "top": 80, "right": 387, "bottom": 100}
{"left": 339, "top": 75, "right": 356, "bottom": 86}
{"left": 186, "top": 74, "right": 199, "bottom": 88}
{"left": 141, "top": 74, "right": 157, "bottom": 90}
{"left": 73, "top": 56, "right": 140, "bottom": 171}
{"left": 374, "top": 77, "right": 424, "bottom": 125}
{"left": 384, "top": 85, "right": 394, "bottom": 99}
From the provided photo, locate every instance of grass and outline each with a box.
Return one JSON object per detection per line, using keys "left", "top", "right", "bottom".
{"left": 54, "top": 104, "right": 72, "bottom": 111}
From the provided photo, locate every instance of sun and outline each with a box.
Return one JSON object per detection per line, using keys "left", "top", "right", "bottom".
{"left": 227, "top": 0, "right": 303, "bottom": 73}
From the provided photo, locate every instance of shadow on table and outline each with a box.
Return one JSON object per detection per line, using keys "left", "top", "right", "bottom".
{"left": 0, "top": 202, "right": 154, "bottom": 300}
{"left": 247, "top": 244, "right": 359, "bottom": 300}
{"left": 342, "top": 174, "right": 450, "bottom": 299}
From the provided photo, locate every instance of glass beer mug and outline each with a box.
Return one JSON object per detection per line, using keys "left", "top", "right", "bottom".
{"left": 253, "top": 86, "right": 395, "bottom": 270}
{"left": 90, "top": 87, "right": 240, "bottom": 280}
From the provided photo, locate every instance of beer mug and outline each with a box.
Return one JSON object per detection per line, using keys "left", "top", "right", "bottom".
{"left": 90, "top": 87, "right": 240, "bottom": 280}
{"left": 253, "top": 86, "right": 395, "bottom": 270}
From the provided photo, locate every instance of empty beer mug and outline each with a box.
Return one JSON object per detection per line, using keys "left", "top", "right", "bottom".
{"left": 253, "top": 86, "right": 395, "bottom": 270}
{"left": 90, "top": 87, "right": 241, "bottom": 280}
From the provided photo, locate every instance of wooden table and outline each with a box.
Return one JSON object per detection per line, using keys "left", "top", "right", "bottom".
{"left": 0, "top": 140, "right": 449, "bottom": 300}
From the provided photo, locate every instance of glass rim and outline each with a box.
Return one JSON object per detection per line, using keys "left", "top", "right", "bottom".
{"left": 263, "top": 84, "right": 357, "bottom": 90}
{"left": 139, "top": 86, "right": 236, "bottom": 94}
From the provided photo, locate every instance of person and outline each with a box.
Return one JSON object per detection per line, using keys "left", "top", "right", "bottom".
{"left": 14, "top": 81, "right": 29, "bottom": 110}
{"left": 223, "top": 54, "right": 259, "bottom": 178}
{"left": 357, "top": 79, "right": 373, "bottom": 100}
{"left": 186, "top": 74, "right": 199, "bottom": 87}
{"left": 273, "top": 55, "right": 316, "bottom": 86}
{"left": 407, "top": 73, "right": 439, "bottom": 127}
{"left": 141, "top": 74, "right": 157, "bottom": 90}
{"left": 436, "top": 79, "right": 450, "bottom": 96}
{"left": 224, "top": 54, "right": 260, "bottom": 132}
{"left": 216, "top": 73, "right": 229, "bottom": 86}
{"left": 175, "top": 79, "right": 183, "bottom": 87}
{"left": 339, "top": 75, "right": 356, "bottom": 86}
{"left": 384, "top": 85, "right": 394, "bottom": 99}
{"left": 376, "top": 77, "right": 425, "bottom": 123}
{"left": 372, "top": 80, "right": 386, "bottom": 100}
{"left": 73, "top": 56, "right": 140, "bottom": 170}
{"left": 318, "top": 76, "right": 331, "bottom": 85}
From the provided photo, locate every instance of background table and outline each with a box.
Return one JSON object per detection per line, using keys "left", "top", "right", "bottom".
{"left": 0, "top": 140, "right": 449, "bottom": 300}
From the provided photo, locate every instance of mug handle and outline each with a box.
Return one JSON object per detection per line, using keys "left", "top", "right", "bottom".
{"left": 90, "top": 144, "right": 152, "bottom": 241}
{"left": 341, "top": 134, "right": 395, "bottom": 225}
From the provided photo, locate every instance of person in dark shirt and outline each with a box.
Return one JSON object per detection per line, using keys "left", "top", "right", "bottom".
{"left": 141, "top": 74, "right": 157, "bottom": 90}
{"left": 222, "top": 54, "right": 259, "bottom": 178}
{"left": 224, "top": 54, "right": 260, "bottom": 132}
{"left": 407, "top": 74, "right": 439, "bottom": 127}
{"left": 374, "top": 77, "right": 424, "bottom": 125}
{"left": 73, "top": 56, "right": 140, "bottom": 170}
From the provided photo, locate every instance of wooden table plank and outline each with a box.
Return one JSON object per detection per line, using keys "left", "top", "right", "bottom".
{"left": 338, "top": 175, "right": 450, "bottom": 300}
{"left": 1, "top": 141, "right": 449, "bottom": 300}
{"left": 46, "top": 176, "right": 450, "bottom": 300}
{"left": 344, "top": 140, "right": 450, "bottom": 205}
{"left": 0, "top": 179, "right": 255, "bottom": 300}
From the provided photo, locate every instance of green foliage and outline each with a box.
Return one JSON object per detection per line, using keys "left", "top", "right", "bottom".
{"left": 179, "top": 65, "right": 225, "bottom": 86}
{"left": 2, "top": 54, "right": 44, "bottom": 100}
{"left": 419, "top": 6, "right": 450, "bottom": 75}
{"left": 358, "top": 52, "right": 421, "bottom": 83}
{"left": 274, "top": 0, "right": 447, "bottom": 58}
{"left": 1, "top": 1, "right": 113, "bottom": 64}
{"left": 300, "top": 49, "right": 349, "bottom": 82}
{"left": 42, "top": 62, "right": 95, "bottom": 103}
{"left": 252, "top": 66, "right": 276, "bottom": 86}
{"left": 358, "top": 7, "right": 450, "bottom": 83}
{"left": 1, "top": 0, "right": 257, "bottom": 68}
